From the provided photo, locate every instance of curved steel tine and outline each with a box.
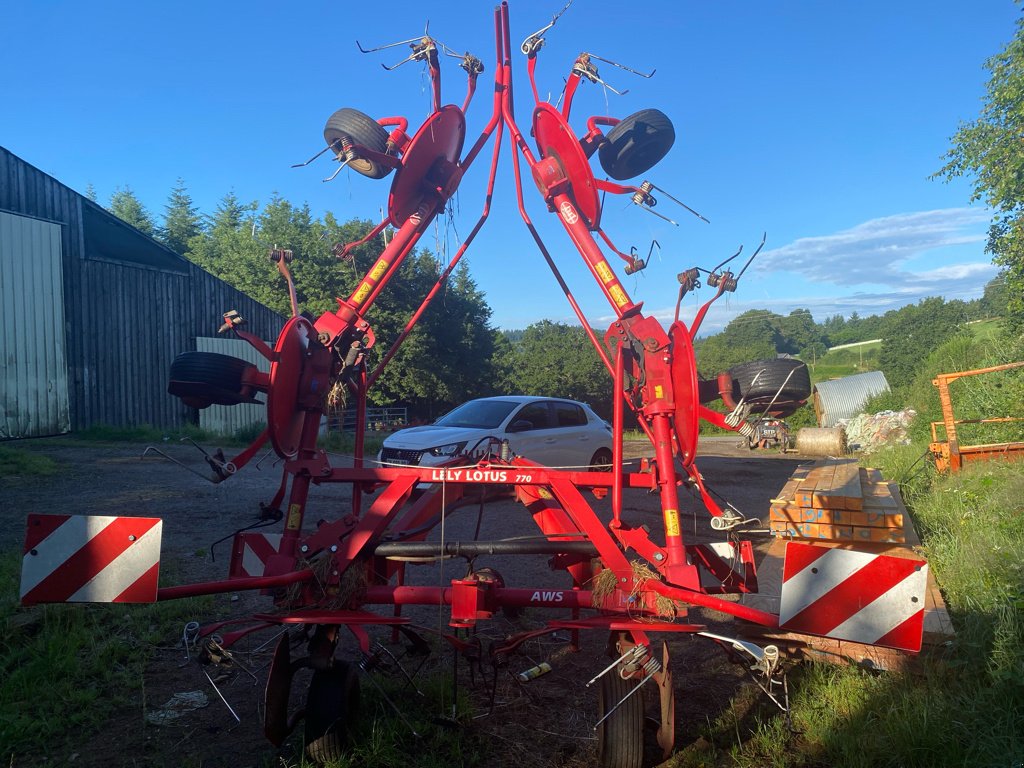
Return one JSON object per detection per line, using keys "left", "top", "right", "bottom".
{"left": 357, "top": 34, "right": 428, "bottom": 54}
{"left": 588, "top": 53, "right": 655, "bottom": 78}
{"left": 322, "top": 157, "right": 353, "bottom": 183}
{"left": 712, "top": 245, "right": 743, "bottom": 275}
{"left": 649, "top": 183, "right": 709, "bottom": 224}
{"left": 735, "top": 232, "right": 767, "bottom": 280}
{"left": 636, "top": 202, "right": 678, "bottom": 227}
{"left": 141, "top": 446, "right": 219, "bottom": 483}
{"left": 521, "top": 0, "right": 575, "bottom": 53}
{"left": 291, "top": 143, "right": 335, "bottom": 168}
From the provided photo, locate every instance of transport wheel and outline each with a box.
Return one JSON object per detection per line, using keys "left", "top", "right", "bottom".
{"left": 304, "top": 662, "right": 361, "bottom": 764}
{"left": 167, "top": 351, "right": 256, "bottom": 409}
{"left": 589, "top": 448, "right": 613, "bottom": 471}
{"left": 597, "top": 670, "right": 645, "bottom": 768}
{"left": 323, "top": 107, "right": 392, "bottom": 179}
{"left": 727, "top": 358, "right": 811, "bottom": 405}
{"left": 598, "top": 108, "right": 675, "bottom": 180}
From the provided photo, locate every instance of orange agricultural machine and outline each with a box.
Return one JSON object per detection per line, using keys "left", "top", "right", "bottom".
{"left": 929, "top": 360, "right": 1024, "bottom": 472}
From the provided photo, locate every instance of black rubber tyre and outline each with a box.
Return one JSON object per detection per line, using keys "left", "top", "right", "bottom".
{"left": 304, "top": 662, "right": 361, "bottom": 764}
{"left": 727, "top": 358, "right": 811, "bottom": 404}
{"left": 323, "top": 107, "right": 392, "bottom": 179}
{"left": 598, "top": 108, "right": 675, "bottom": 180}
{"left": 597, "top": 670, "right": 645, "bottom": 768}
{"left": 590, "top": 448, "right": 613, "bottom": 471}
{"left": 167, "top": 351, "right": 256, "bottom": 409}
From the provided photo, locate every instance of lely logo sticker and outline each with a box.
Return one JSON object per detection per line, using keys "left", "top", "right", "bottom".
{"left": 559, "top": 201, "right": 579, "bottom": 224}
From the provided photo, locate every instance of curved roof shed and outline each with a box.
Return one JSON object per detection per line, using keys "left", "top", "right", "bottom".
{"left": 813, "top": 370, "right": 890, "bottom": 427}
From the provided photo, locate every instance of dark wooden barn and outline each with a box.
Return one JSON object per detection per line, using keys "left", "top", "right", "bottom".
{"left": 0, "top": 146, "right": 284, "bottom": 438}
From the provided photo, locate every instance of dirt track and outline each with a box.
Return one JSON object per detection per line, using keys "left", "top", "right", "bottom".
{"left": 2, "top": 436, "right": 805, "bottom": 767}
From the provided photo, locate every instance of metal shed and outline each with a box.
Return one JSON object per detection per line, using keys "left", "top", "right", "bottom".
{"left": 0, "top": 146, "right": 284, "bottom": 438}
{"left": 813, "top": 370, "right": 890, "bottom": 428}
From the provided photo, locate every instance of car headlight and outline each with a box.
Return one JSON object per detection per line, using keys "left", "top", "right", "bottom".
{"left": 428, "top": 441, "right": 467, "bottom": 457}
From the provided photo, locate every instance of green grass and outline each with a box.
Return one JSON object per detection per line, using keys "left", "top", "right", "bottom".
{"left": 0, "top": 554, "right": 212, "bottom": 763}
{"left": 281, "top": 670, "right": 486, "bottom": 768}
{"left": 673, "top": 449, "right": 1024, "bottom": 767}
{"left": 0, "top": 445, "right": 59, "bottom": 479}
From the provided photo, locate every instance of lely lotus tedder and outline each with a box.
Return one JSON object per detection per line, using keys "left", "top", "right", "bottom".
{"left": 20, "top": 4, "right": 930, "bottom": 766}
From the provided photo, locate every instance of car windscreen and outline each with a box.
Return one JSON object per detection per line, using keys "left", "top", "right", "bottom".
{"left": 434, "top": 400, "right": 520, "bottom": 429}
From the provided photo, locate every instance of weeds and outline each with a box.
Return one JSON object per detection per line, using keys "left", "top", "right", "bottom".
{"left": 0, "top": 553, "right": 212, "bottom": 763}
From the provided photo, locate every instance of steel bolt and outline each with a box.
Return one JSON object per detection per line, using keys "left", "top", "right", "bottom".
{"left": 653, "top": 552, "right": 664, "bottom": 561}
{"left": 330, "top": 545, "right": 338, "bottom": 553}
{"left": 300, "top": 545, "right": 309, "bottom": 553}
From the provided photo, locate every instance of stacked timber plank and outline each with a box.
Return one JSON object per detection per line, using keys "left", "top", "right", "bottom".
{"left": 740, "top": 459, "right": 955, "bottom": 669}
{"left": 768, "top": 459, "right": 905, "bottom": 543}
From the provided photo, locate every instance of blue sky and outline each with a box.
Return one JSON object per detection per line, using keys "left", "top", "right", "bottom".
{"left": 2, "top": 1, "right": 1017, "bottom": 334}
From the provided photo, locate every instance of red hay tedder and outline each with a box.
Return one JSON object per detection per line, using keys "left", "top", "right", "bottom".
{"left": 20, "top": 4, "right": 929, "bottom": 765}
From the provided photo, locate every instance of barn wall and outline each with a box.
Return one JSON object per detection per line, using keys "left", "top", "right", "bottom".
{"left": 0, "top": 147, "right": 284, "bottom": 433}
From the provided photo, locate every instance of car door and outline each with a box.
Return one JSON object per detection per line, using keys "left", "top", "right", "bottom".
{"left": 504, "top": 401, "right": 559, "bottom": 466}
{"left": 550, "top": 400, "right": 595, "bottom": 467}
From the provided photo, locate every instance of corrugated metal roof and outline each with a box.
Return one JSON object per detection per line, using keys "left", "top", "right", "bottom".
{"left": 813, "top": 370, "right": 890, "bottom": 428}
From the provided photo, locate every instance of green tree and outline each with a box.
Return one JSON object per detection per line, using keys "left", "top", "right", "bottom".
{"left": 878, "top": 297, "right": 969, "bottom": 386}
{"left": 775, "top": 308, "right": 826, "bottom": 355}
{"left": 109, "top": 186, "right": 155, "bottom": 235}
{"left": 84, "top": 183, "right": 98, "bottom": 202}
{"left": 495, "top": 321, "right": 613, "bottom": 417}
{"left": 694, "top": 310, "right": 780, "bottom": 376}
{"left": 935, "top": 15, "right": 1024, "bottom": 327}
{"left": 160, "top": 179, "right": 203, "bottom": 255}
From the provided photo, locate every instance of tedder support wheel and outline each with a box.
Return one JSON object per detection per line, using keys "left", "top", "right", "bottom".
{"left": 589, "top": 448, "right": 613, "bottom": 471}
{"left": 598, "top": 670, "right": 645, "bottom": 768}
{"left": 304, "top": 662, "right": 362, "bottom": 764}
{"left": 167, "top": 351, "right": 257, "bottom": 409}
{"left": 727, "top": 358, "right": 811, "bottom": 406}
{"left": 598, "top": 108, "right": 676, "bottom": 181}
{"left": 323, "top": 107, "right": 392, "bottom": 179}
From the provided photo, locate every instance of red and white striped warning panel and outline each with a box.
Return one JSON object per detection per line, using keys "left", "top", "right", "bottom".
{"left": 21, "top": 514, "right": 162, "bottom": 605}
{"left": 228, "top": 532, "right": 283, "bottom": 579}
{"left": 779, "top": 541, "right": 928, "bottom": 652}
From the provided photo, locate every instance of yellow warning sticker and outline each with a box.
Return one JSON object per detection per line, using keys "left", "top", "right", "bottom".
{"left": 610, "top": 285, "right": 629, "bottom": 307}
{"left": 286, "top": 503, "right": 303, "bottom": 530}
{"left": 537, "top": 487, "right": 553, "bottom": 500}
{"left": 369, "top": 258, "right": 388, "bottom": 281}
{"left": 654, "top": 385, "right": 664, "bottom": 399}
{"left": 596, "top": 261, "right": 615, "bottom": 284}
{"left": 352, "top": 282, "right": 372, "bottom": 305}
{"left": 664, "top": 510, "right": 680, "bottom": 538}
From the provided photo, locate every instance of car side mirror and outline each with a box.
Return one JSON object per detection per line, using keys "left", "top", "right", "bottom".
{"left": 506, "top": 420, "right": 533, "bottom": 433}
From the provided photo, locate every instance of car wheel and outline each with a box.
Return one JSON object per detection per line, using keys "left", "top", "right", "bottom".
{"left": 323, "top": 107, "right": 392, "bottom": 179}
{"left": 589, "top": 448, "right": 613, "bottom": 471}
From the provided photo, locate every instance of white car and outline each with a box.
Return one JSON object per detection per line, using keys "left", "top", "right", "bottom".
{"left": 378, "top": 396, "right": 613, "bottom": 472}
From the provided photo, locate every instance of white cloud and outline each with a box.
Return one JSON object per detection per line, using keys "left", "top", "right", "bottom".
{"left": 638, "top": 270, "right": 999, "bottom": 336}
{"left": 755, "top": 208, "right": 990, "bottom": 286}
